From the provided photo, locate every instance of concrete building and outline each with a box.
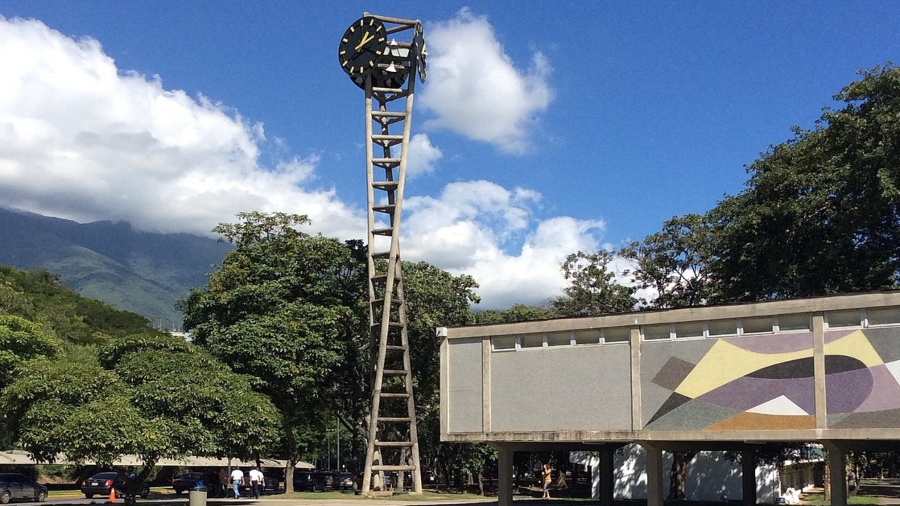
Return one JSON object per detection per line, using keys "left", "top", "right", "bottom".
{"left": 440, "top": 292, "right": 900, "bottom": 506}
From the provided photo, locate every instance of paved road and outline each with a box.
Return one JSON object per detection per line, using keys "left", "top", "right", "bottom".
{"left": 6, "top": 493, "right": 498, "bottom": 506}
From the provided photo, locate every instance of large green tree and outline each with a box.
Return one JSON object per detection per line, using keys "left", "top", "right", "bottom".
{"left": 0, "top": 313, "right": 61, "bottom": 390}
{"left": 2, "top": 333, "right": 279, "bottom": 473}
{"left": 179, "top": 212, "right": 367, "bottom": 490}
{"left": 620, "top": 214, "right": 717, "bottom": 308}
{"left": 709, "top": 64, "right": 900, "bottom": 301}
{"left": 551, "top": 250, "right": 637, "bottom": 316}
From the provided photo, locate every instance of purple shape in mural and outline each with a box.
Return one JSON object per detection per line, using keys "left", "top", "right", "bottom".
{"left": 825, "top": 367, "right": 874, "bottom": 414}
{"left": 855, "top": 364, "right": 900, "bottom": 413}
{"left": 697, "top": 376, "right": 815, "bottom": 414}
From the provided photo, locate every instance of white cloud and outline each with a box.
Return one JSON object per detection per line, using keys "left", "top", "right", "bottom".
{"left": 0, "top": 16, "right": 363, "bottom": 238}
{"left": 406, "top": 133, "right": 442, "bottom": 177}
{"left": 0, "top": 15, "right": 605, "bottom": 311}
{"left": 402, "top": 181, "right": 606, "bottom": 309}
{"left": 419, "top": 8, "right": 554, "bottom": 154}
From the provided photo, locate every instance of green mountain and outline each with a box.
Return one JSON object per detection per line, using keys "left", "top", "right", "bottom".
{"left": 0, "top": 207, "right": 232, "bottom": 326}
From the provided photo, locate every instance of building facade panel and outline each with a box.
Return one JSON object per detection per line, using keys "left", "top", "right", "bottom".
{"left": 445, "top": 337, "right": 484, "bottom": 433}
{"left": 490, "top": 344, "right": 632, "bottom": 432}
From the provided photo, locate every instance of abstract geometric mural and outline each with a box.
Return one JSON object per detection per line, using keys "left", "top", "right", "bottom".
{"left": 644, "top": 328, "right": 900, "bottom": 431}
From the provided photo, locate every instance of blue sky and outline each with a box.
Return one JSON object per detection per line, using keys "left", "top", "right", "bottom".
{"left": 0, "top": 1, "right": 897, "bottom": 308}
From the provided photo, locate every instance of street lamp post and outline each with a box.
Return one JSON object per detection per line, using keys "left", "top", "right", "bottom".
{"left": 326, "top": 428, "right": 336, "bottom": 471}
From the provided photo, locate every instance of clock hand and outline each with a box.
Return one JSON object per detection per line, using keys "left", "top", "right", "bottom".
{"left": 355, "top": 32, "right": 374, "bottom": 51}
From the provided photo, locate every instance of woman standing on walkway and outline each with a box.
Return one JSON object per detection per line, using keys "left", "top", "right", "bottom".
{"left": 542, "top": 464, "right": 552, "bottom": 499}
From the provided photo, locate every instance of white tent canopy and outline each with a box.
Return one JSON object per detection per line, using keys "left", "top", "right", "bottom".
{"left": 0, "top": 450, "right": 314, "bottom": 469}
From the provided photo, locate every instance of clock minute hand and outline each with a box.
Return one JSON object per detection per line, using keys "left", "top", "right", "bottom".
{"left": 355, "top": 32, "right": 374, "bottom": 51}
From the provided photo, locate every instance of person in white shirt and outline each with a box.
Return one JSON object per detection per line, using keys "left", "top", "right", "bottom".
{"left": 230, "top": 468, "right": 244, "bottom": 499}
{"left": 248, "top": 467, "right": 265, "bottom": 499}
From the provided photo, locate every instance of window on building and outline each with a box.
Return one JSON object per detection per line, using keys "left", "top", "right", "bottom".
{"left": 520, "top": 333, "right": 544, "bottom": 348}
{"left": 573, "top": 329, "right": 601, "bottom": 345}
{"left": 643, "top": 324, "right": 671, "bottom": 341}
{"left": 742, "top": 317, "right": 774, "bottom": 334}
{"left": 826, "top": 310, "right": 861, "bottom": 329}
{"left": 674, "top": 321, "right": 704, "bottom": 339}
{"left": 492, "top": 336, "right": 517, "bottom": 351}
{"left": 602, "top": 327, "right": 631, "bottom": 343}
{"left": 867, "top": 307, "right": 900, "bottom": 326}
{"left": 707, "top": 319, "right": 738, "bottom": 337}
{"left": 777, "top": 313, "right": 811, "bottom": 332}
{"left": 546, "top": 331, "right": 572, "bottom": 347}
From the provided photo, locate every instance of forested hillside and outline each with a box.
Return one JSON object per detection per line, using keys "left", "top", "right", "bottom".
{"left": 0, "top": 207, "right": 232, "bottom": 325}
{"left": 0, "top": 264, "right": 154, "bottom": 344}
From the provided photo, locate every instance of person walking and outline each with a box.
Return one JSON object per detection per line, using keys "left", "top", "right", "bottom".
{"left": 218, "top": 469, "right": 228, "bottom": 498}
{"left": 248, "top": 467, "right": 265, "bottom": 499}
{"left": 230, "top": 468, "right": 244, "bottom": 499}
{"left": 541, "top": 463, "right": 552, "bottom": 499}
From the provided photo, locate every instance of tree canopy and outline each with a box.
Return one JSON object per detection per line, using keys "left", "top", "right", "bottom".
{"left": 180, "top": 212, "right": 367, "bottom": 490}
{"left": 0, "top": 264, "right": 279, "bottom": 469}
{"left": 709, "top": 64, "right": 900, "bottom": 301}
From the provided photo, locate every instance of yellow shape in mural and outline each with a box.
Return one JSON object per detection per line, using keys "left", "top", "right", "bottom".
{"left": 823, "top": 329, "right": 883, "bottom": 367}
{"left": 674, "top": 340, "right": 812, "bottom": 399}
{"left": 675, "top": 330, "right": 886, "bottom": 400}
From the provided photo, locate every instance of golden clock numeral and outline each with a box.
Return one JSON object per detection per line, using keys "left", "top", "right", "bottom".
{"left": 342, "top": 61, "right": 348, "bottom": 67}
{"left": 368, "top": 59, "right": 374, "bottom": 67}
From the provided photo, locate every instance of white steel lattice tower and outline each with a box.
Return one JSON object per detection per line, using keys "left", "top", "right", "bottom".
{"left": 337, "top": 13, "right": 427, "bottom": 495}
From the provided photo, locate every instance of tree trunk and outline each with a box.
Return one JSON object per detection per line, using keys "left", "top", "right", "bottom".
{"left": 281, "top": 403, "right": 298, "bottom": 494}
{"left": 667, "top": 451, "right": 698, "bottom": 500}
{"left": 824, "top": 458, "right": 832, "bottom": 502}
{"left": 478, "top": 472, "right": 485, "bottom": 496}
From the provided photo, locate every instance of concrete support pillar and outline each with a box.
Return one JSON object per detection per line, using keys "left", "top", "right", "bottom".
{"left": 825, "top": 442, "right": 847, "bottom": 506}
{"left": 741, "top": 450, "right": 757, "bottom": 506}
{"left": 497, "top": 446, "right": 513, "bottom": 506}
{"left": 599, "top": 447, "right": 615, "bottom": 506}
{"left": 640, "top": 443, "right": 664, "bottom": 506}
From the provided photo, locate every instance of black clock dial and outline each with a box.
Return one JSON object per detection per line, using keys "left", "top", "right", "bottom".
{"left": 414, "top": 22, "right": 426, "bottom": 84}
{"left": 338, "top": 16, "right": 387, "bottom": 80}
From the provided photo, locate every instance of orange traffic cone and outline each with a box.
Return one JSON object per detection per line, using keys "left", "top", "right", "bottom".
{"left": 109, "top": 488, "right": 116, "bottom": 503}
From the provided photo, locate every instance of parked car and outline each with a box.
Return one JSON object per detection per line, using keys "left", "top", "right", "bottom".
{"left": 263, "top": 472, "right": 280, "bottom": 492}
{"left": 292, "top": 471, "right": 326, "bottom": 492}
{"left": 333, "top": 472, "right": 356, "bottom": 491}
{"left": 315, "top": 472, "right": 333, "bottom": 489}
{"left": 0, "top": 473, "right": 48, "bottom": 503}
{"left": 80, "top": 471, "right": 149, "bottom": 499}
{"left": 172, "top": 472, "right": 215, "bottom": 494}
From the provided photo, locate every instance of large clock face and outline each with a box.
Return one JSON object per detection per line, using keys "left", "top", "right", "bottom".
{"left": 338, "top": 17, "right": 387, "bottom": 82}
{"left": 414, "top": 22, "right": 426, "bottom": 84}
